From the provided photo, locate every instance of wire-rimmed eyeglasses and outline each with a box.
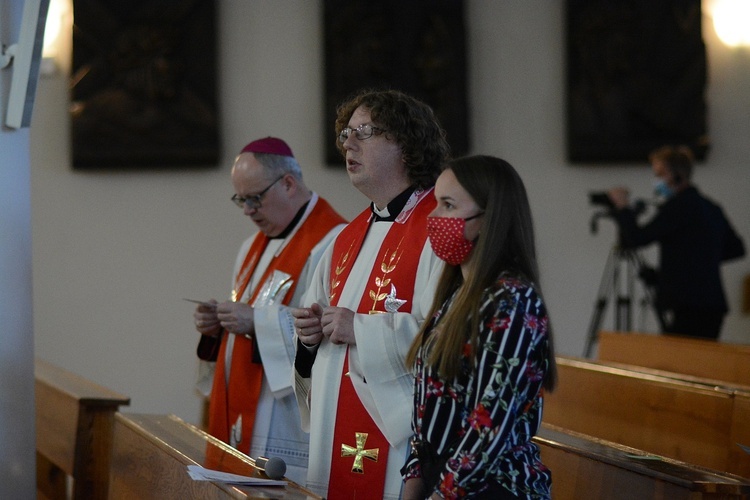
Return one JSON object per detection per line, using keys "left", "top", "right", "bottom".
{"left": 231, "top": 175, "right": 284, "bottom": 209}
{"left": 338, "top": 124, "right": 387, "bottom": 143}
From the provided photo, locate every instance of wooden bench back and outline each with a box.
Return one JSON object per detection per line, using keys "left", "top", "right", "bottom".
{"left": 109, "top": 412, "right": 321, "bottom": 500}
{"left": 535, "top": 424, "right": 750, "bottom": 499}
{"left": 597, "top": 330, "right": 750, "bottom": 387}
{"left": 543, "top": 356, "right": 750, "bottom": 477}
{"left": 35, "top": 358, "right": 130, "bottom": 499}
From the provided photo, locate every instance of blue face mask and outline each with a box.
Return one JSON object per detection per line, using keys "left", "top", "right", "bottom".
{"left": 654, "top": 179, "right": 675, "bottom": 199}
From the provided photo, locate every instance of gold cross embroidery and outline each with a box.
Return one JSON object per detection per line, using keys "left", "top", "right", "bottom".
{"left": 341, "top": 432, "right": 379, "bottom": 474}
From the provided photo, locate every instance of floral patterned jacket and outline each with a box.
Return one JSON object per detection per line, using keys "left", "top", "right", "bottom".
{"left": 403, "top": 273, "right": 553, "bottom": 498}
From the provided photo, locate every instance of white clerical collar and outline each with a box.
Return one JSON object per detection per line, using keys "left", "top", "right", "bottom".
{"left": 372, "top": 203, "right": 391, "bottom": 219}
{"left": 370, "top": 185, "right": 417, "bottom": 222}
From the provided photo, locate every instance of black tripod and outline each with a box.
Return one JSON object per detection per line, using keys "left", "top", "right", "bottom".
{"left": 583, "top": 243, "right": 665, "bottom": 357}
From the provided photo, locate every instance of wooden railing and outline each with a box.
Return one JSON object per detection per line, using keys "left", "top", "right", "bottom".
{"left": 543, "top": 355, "right": 750, "bottom": 478}
{"left": 535, "top": 424, "right": 750, "bottom": 499}
{"left": 597, "top": 330, "right": 750, "bottom": 387}
{"left": 35, "top": 358, "right": 130, "bottom": 499}
{"left": 109, "top": 412, "right": 321, "bottom": 499}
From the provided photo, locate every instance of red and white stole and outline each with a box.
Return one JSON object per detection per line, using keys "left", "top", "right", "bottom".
{"left": 208, "top": 196, "right": 345, "bottom": 454}
{"left": 326, "top": 188, "right": 434, "bottom": 499}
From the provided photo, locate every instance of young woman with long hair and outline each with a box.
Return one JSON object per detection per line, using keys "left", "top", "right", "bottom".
{"left": 402, "top": 155, "right": 557, "bottom": 499}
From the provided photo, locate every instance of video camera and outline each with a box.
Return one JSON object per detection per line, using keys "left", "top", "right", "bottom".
{"left": 589, "top": 191, "right": 615, "bottom": 210}
{"left": 588, "top": 191, "right": 647, "bottom": 235}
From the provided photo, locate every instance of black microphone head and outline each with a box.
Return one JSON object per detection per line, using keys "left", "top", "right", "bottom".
{"left": 256, "top": 456, "right": 286, "bottom": 480}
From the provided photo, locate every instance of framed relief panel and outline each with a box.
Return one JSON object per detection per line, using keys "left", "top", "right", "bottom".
{"left": 566, "top": 0, "right": 708, "bottom": 162}
{"left": 324, "top": 0, "right": 468, "bottom": 165}
{"left": 70, "top": 0, "right": 219, "bottom": 169}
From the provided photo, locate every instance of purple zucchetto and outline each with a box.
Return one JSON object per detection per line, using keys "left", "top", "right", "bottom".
{"left": 240, "top": 137, "right": 294, "bottom": 158}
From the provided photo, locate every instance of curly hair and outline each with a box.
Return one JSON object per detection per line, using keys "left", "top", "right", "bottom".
{"left": 334, "top": 89, "right": 450, "bottom": 188}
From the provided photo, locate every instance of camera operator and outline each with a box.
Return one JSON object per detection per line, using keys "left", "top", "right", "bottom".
{"left": 606, "top": 145, "right": 745, "bottom": 340}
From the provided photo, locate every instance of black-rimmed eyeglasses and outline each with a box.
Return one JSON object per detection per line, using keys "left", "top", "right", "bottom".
{"left": 338, "top": 124, "right": 387, "bottom": 143}
{"left": 231, "top": 175, "right": 284, "bottom": 209}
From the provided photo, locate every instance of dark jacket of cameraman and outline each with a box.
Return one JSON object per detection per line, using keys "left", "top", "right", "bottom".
{"left": 614, "top": 187, "right": 744, "bottom": 332}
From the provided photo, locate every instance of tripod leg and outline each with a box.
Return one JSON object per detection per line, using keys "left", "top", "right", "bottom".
{"left": 626, "top": 250, "right": 667, "bottom": 332}
{"left": 615, "top": 253, "right": 635, "bottom": 331}
{"left": 584, "top": 247, "right": 617, "bottom": 357}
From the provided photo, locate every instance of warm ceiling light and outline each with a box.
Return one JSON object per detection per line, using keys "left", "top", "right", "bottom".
{"left": 711, "top": 0, "right": 750, "bottom": 47}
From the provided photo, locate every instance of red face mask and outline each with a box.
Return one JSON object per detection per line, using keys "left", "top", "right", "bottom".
{"left": 426, "top": 213, "right": 483, "bottom": 266}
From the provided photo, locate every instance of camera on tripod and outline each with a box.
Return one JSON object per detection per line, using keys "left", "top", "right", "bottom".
{"left": 583, "top": 190, "right": 665, "bottom": 357}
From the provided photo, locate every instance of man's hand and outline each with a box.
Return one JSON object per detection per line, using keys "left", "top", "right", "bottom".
{"left": 216, "top": 301, "right": 255, "bottom": 337}
{"left": 607, "top": 187, "right": 630, "bottom": 210}
{"left": 194, "top": 300, "right": 222, "bottom": 337}
{"left": 292, "top": 303, "right": 325, "bottom": 346}
{"left": 320, "top": 306, "right": 356, "bottom": 345}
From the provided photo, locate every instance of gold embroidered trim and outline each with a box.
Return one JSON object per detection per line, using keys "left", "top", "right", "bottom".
{"left": 330, "top": 239, "right": 355, "bottom": 303}
{"left": 368, "top": 237, "right": 404, "bottom": 313}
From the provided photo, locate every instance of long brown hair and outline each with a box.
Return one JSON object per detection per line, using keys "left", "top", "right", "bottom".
{"left": 407, "top": 155, "right": 557, "bottom": 391}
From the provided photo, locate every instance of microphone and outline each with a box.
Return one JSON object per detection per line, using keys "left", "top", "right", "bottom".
{"left": 252, "top": 456, "right": 287, "bottom": 480}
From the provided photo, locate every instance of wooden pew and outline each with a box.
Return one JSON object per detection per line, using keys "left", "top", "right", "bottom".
{"left": 113, "top": 412, "right": 750, "bottom": 500}
{"left": 109, "top": 412, "right": 322, "bottom": 499}
{"left": 535, "top": 424, "right": 750, "bottom": 499}
{"left": 597, "top": 330, "right": 750, "bottom": 387}
{"left": 35, "top": 358, "right": 131, "bottom": 500}
{"left": 543, "top": 356, "right": 750, "bottom": 478}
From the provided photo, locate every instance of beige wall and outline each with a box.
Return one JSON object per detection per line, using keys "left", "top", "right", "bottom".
{"left": 30, "top": 1, "right": 750, "bottom": 426}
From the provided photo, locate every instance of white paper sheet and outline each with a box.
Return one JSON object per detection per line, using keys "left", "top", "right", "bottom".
{"left": 186, "top": 465, "right": 286, "bottom": 486}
